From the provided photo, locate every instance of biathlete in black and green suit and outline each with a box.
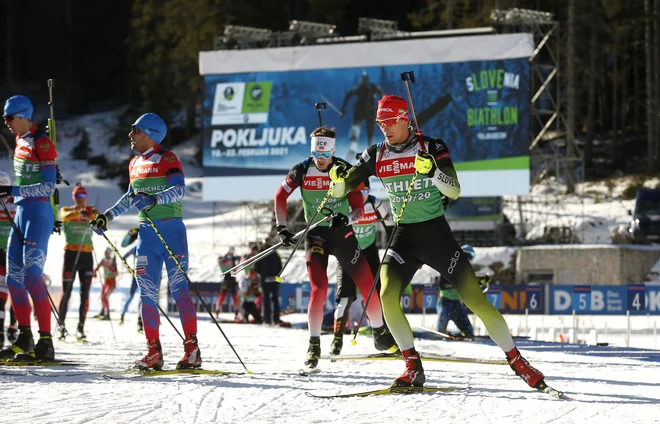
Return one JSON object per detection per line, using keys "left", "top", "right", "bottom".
{"left": 329, "top": 94, "right": 548, "bottom": 390}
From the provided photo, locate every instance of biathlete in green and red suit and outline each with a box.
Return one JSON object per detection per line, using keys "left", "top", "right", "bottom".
{"left": 329, "top": 94, "right": 549, "bottom": 390}
{"left": 90, "top": 113, "right": 200, "bottom": 371}
{"left": 274, "top": 126, "right": 397, "bottom": 370}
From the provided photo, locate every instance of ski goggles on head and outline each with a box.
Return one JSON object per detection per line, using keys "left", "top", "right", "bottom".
{"left": 375, "top": 110, "right": 408, "bottom": 129}
{"left": 311, "top": 151, "right": 333, "bottom": 159}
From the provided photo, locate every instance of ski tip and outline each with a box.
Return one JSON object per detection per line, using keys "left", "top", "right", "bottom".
{"left": 298, "top": 368, "right": 321, "bottom": 376}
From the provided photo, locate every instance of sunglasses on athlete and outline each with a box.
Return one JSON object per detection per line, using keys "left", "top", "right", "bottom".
{"left": 311, "top": 151, "right": 333, "bottom": 159}
{"left": 131, "top": 124, "right": 160, "bottom": 135}
{"left": 375, "top": 110, "right": 408, "bottom": 129}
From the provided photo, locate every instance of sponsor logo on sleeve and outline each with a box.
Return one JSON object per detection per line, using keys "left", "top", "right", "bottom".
{"left": 386, "top": 249, "right": 405, "bottom": 264}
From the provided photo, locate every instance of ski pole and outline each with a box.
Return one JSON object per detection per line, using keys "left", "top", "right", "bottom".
{"left": 225, "top": 215, "right": 331, "bottom": 277}
{"left": 0, "top": 196, "right": 64, "bottom": 329}
{"left": 351, "top": 71, "right": 424, "bottom": 345}
{"left": 401, "top": 71, "right": 419, "bottom": 132}
{"left": 139, "top": 209, "right": 251, "bottom": 374}
{"left": 46, "top": 79, "right": 69, "bottom": 235}
{"left": 97, "top": 230, "right": 184, "bottom": 341}
{"left": 274, "top": 194, "right": 334, "bottom": 284}
{"left": 315, "top": 102, "right": 327, "bottom": 126}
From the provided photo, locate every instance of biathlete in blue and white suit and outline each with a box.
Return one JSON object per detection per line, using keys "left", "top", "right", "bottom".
{"left": 90, "top": 113, "right": 200, "bottom": 371}
{"left": 0, "top": 95, "right": 58, "bottom": 361}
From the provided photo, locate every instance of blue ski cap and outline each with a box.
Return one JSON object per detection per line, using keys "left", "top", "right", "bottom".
{"left": 461, "top": 244, "right": 476, "bottom": 260}
{"left": 133, "top": 113, "right": 167, "bottom": 144}
{"left": 3, "top": 95, "right": 33, "bottom": 120}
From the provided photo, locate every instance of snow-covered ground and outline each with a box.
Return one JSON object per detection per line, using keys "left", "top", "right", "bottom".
{"left": 2, "top": 109, "right": 660, "bottom": 423}
{"left": 2, "top": 313, "right": 660, "bottom": 424}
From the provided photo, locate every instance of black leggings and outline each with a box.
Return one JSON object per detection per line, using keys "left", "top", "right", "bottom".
{"left": 380, "top": 215, "right": 514, "bottom": 352}
{"left": 59, "top": 250, "right": 93, "bottom": 324}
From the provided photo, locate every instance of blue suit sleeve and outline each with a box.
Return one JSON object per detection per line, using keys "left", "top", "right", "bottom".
{"left": 13, "top": 166, "right": 56, "bottom": 198}
{"left": 153, "top": 172, "right": 185, "bottom": 205}
{"left": 106, "top": 185, "right": 135, "bottom": 220}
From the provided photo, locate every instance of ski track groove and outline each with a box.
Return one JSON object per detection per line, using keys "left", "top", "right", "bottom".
{"left": 477, "top": 396, "right": 494, "bottom": 424}
{"left": 136, "top": 400, "right": 164, "bottom": 422}
{"left": 575, "top": 402, "right": 621, "bottom": 423}
{"left": 192, "top": 385, "right": 213, "bottom": 424}
{"left": 212, "top": 387, "right": 224, "bottom": 424}
{"left": 544, "top": 404, "right": 580, "bottom": 424}
{"left": 242, "top": 388, "right": 290, "bottom": 421}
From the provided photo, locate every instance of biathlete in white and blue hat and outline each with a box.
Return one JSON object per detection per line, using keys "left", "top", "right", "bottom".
{"left": 273, "top": 125, "right": 398, "bottom": 372}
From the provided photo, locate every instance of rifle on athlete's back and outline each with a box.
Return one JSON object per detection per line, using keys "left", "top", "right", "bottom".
{"left": 45, "top": 79, "right": 69, "bottom": 234}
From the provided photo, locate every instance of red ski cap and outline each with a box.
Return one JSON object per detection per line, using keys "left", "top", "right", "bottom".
{"left": 376, "top": 95, "right": 409, "bottom": 122}
{"left": 72, "top": 185, "right": 87, "bottom": 200}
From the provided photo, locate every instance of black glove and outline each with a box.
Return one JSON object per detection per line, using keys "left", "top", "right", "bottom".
{"left": 0, "top": 186, "right": 12, "bottom": 197}
{"left": 442, "top": 195, "right": 449, "bottom": 208}
{"left": 90, "top": 213, "right": 109, "bottom": 235}
{"left": 330, "top": 212, "right": 349, "bottom": 229}
{"left": 277, "top": 225, "right": 295, "bottom": 246}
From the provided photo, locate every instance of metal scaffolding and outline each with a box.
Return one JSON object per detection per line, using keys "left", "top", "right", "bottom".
{"left": 216, "top": 21, "right": 337, "bottom": 50}
{"left": 492, "top": 8, "right": 583, "bottom": 188}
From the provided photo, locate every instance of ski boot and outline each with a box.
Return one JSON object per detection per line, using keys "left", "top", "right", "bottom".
{"left": 506, "top": 347, "right": 545, "bottom": 389}
{"left": 177, "top": 334, "right": 202, "bottom": 369}
{"left": 330, "top": 335, "right": 343, "bottom": 356}
{"left": 392, "top": 348, "right": 425, "bottom": 387}
{"left": 119, "top": 313, "right": 125, "bottom": 326}
{"left": 304, "top": 336, "right": 321, "bottom": 369}
{"left": 0, "top": 326, "right": 35, "bottom": 360}
{"left": 93, "top": 312, "right": 105, "bottom": 319}
{"left": 57, "top": 326, "right": 67, "bottom": 342}
{"left": 373, "top": 324, "right": 399, "bottom": 353}
{"left": 137, "top": 316, "right": 144, "bottom": 334}
{"left": 0, "top": 332, "right": 4, "bottom": 350}
{"left": 6, "top": 325, "right": 18, "bottom": 344}
{"left": 99, "top": 312, "right": 110, "bottom": 321}
{"left": 34, "top": 332, "right": 55, "bottom": 361}
{"left": 76, "top": 323, "right": 87, "bottom": 343}
{"left": 134, "top": 338, "right": 164, "bottom": 371}
{"left": 331, "top": 317, "right": 347, "bottom": 355}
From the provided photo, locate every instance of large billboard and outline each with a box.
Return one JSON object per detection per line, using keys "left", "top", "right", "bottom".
{"left": 199, "top": 33, "right": 534, "bottom": 201}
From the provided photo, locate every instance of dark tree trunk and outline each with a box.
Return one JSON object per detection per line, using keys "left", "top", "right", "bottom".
{"left": 646, "top": 0, "right": 657, "bottom": 172}
{"left": 585, "top": 4, "right": 598, "bottom": 170}
{"left": 566, "top": 0, "right": 577, "bottom": 193}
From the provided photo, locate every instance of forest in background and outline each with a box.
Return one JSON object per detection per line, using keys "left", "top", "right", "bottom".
{"left": 0, "top": 0, "right": 657, "bottom": 182}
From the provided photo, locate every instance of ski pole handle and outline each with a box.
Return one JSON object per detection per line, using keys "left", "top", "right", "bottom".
{"left": 400, "top": 71, "right": 419, "bottom": 133}
{"left": 315, "top": 102, "right": 327, "bottom": 126}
